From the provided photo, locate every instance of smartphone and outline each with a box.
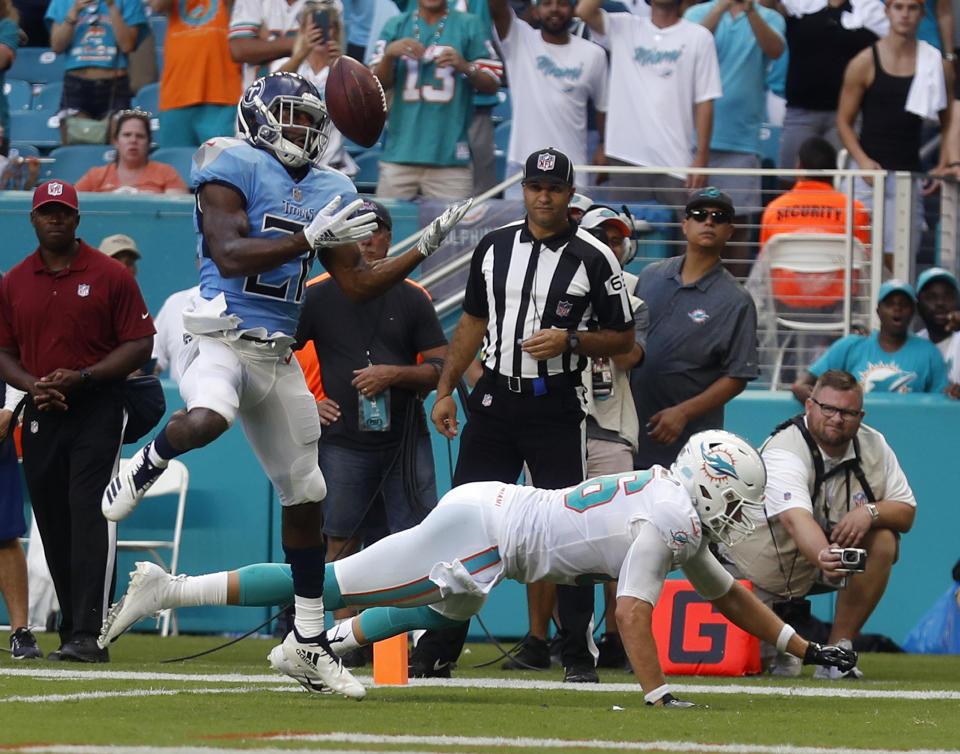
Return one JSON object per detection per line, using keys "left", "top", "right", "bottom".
{"left": 311, "top": 8, "right": 331, "bottom": 36}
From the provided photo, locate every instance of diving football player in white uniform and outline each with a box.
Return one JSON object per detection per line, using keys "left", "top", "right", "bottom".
{"left": 101, "top": 431, "right": 857, "bottom": 705}
{"left": 99, "top": 71, "right": 470, "bottom": 700}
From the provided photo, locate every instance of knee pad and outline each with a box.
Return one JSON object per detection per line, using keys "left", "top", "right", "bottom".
{"left": 283, "top": 463, "right": 327, "bottom": 507}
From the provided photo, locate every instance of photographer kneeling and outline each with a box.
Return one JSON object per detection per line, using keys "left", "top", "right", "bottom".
{"left": 723, "top": 370, "right": 916, "bottom": 679}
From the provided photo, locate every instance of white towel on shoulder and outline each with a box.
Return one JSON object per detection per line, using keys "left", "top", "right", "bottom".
{"left": 780, "top": 0, "right": 888, "bottom": 37}
{"left": 906, "top": 40, "right": 948, "bottom": 122}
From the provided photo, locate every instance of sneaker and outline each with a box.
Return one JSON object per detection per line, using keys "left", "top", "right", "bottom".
{"left": 501, "top": 635, "right": 551, "bottom": 670}
{"left": 596, "top": 632, "right": 626, "bottom": 669}
{"left": 99, "top": 561, "right": 174, "bottom": 648}
{"left": 813, "top": 639, "right": 864, "bottom": 680}
{"left": 341, "top": 644, "right": 373, "bottom": 669}
{"left": 268, "top": 629, "right": 366, "bottom": 700}
{"left": 563, "top": 664, "right": 600, "bottom": 683}
{"left": 10, "top": 628, "right": 43, "bottom": 659}
{"left": 409, "top": 649, "right": 453, "bottom": 678}
{"left": 49, "top": 634, "right": 109, "bottom": 663}
{"left": 102, "top": 444, "right": 167, "bottom": 522}
{"left": 769, "top": 652, "right": 803, "bottom": 677}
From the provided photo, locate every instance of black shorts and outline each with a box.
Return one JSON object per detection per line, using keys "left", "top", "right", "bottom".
{"left": 60, "top": 72, "right": 133, "bottom": 119}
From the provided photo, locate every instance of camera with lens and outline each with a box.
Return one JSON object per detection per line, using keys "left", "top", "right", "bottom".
{"left": 830, "top": 547, "right": 868, "bottom": 573}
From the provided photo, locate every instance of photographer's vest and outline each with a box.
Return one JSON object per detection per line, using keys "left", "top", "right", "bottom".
{"left": 726, "top": 417, "right": 886, "bottom": 598}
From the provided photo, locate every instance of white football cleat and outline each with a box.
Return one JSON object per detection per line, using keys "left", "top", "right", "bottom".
{"left": 102, "top": 444, "right": 167, "bottom": 522}
{"left": 98, "top": 561, "right": 174, "bottom": 648}
{"left": 268, "top": 629, "right": 366, "bottom": 700}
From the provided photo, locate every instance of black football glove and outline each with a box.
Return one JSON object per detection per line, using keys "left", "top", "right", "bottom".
{"left": 803, "top": 641, "right": 858, "bottom": 673}
{"left": 645, "top": 693, "right": 703, "bottom": 709}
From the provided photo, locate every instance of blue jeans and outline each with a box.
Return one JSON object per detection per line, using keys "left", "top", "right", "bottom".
{"left": 318, "top": 436, "right": 438, "bottom": 540}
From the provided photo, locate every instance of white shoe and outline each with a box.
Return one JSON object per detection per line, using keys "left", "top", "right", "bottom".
{"left": 102, "top": 444, "right": 167, "bottom": 521}
{"left": 268, "top": 629, "right": 366, "bottom": 700}
{"left": 813, "top": 638, "right": 864, "bottom": 680}
{"left": 769, "top": 652, "right": 803, "bottom": 677}
{"left": 98, "top": 562, "right": 174, "bottom": 648}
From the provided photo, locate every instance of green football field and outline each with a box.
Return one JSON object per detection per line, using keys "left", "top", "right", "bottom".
{"left": 2, "top": 633, "right": 959, "bottom": 753}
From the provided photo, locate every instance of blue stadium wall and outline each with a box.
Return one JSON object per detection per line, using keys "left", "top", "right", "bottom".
{"left": 1, "top": 193, "right": 956, "bottom": 646}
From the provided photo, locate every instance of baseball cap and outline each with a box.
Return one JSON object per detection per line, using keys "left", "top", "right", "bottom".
{"left": 522, "top": 148, "right": 574, "bottom": 187}
{"left": 99, "top": 234, "right": 142, "bottom": 260}
{"left": 916, "top": 266, "right": 959, "bottom": 294}
{"left": 580, "top": 206, "right": 631, "bottom": 238}
{"left": 356, "top": 199, "right": 392, "bottom": 230}
{"left": 32, "top": 180, "right": 79, "bottom": 211}
{"left": 685, "top": 187, "right": 735, "bottom": 216}
{"left": 877, "top": 279, "right": 916, "bottom": 304}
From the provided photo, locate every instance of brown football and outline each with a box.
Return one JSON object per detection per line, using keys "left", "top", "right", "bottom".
{"left": 324, "top": 55, "right": 387, "bottom": 149}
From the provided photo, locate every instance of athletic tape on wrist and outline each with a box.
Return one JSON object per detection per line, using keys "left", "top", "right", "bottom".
{"left": 643, "top": 684, "right": 671, "bottom": 705}
{"left": 776, "top": 624, "right": 796, "bottom": 654}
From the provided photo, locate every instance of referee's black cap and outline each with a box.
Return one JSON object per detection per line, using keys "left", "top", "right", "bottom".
{"left": 522, "top": 148, "right": 574, "bottom": 187}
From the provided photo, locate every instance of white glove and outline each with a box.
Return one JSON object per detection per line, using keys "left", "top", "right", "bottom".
{"left": 417, "top": 198, "right": 474, "bottom": 258}
{"left": 304, "top": 196, "right": 378, "bottom": 249}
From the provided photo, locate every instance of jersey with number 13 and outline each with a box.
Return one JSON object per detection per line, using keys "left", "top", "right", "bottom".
{"left": 191, "top": 137, "right": 358, "bottom": 336}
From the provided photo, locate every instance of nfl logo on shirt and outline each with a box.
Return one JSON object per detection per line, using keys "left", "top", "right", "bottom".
{"left": 77, "top": 284, "right": 90, "bottom": 297}
{"left": 556, "top": 300, "right": 572, "bottom": 317}
{"left": 537, "top": 153, "right": 556, "bottom": 171}
{"left": 292, "top": 188, "right": 302, "bottom": 202}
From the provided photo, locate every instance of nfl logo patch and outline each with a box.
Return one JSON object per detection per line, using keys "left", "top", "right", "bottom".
{"left": 482, "top": 393, "right": 493, "bottom": 407}
{"left": 555, "top": 300, "right": 572, "bottom": 318}
{"left": 48, "top": 182, "right": 63, "bottom": 197}
{"left": 537, "top": 152, "right": 556, "bottom": 171}
{"left": 77, "top": 284, "right": 90, "bottom": 297}
{"left": 292, "top": 187, "right": 302, "bottom": 202}
{"left": 30, "top": 420, "right": 38, "bottom": 434}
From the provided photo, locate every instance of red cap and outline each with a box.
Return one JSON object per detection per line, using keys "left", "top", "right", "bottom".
{"left": 32, "top": 180, "right": 79, "bottom": 211}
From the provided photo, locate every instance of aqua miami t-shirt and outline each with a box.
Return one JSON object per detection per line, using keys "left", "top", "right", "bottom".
{"left": 809, "top": 332, "right": 948, "bottom": 394}
{"left": 45, "top": 0, "right": 148, "bottom": 72}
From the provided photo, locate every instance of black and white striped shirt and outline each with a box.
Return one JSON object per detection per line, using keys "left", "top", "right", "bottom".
{"left": 463, "top": 218, "right": 634, "bottom": 379}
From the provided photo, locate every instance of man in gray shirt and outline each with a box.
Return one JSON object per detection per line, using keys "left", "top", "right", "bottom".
{"left": 630, "top": 188, "right": 759, "bottom": 468}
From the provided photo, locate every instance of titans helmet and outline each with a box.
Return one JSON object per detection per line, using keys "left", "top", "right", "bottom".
{"left": 671, "top": 430, "right": 766, "bottom": 547}
{"left": 237, "top": 72, "right": 330, "bottom": 168}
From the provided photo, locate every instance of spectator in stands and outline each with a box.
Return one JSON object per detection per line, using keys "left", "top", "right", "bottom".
{"left": 725, "top": 369, "right": 916, "bottom": 679}
{"left": 46, "top": 0, "right": 148, "bottom": 143}
{"left": 342, "top": 0, "right": 375, "bottom": 61}
{"left": 1, "top": 0, "right": 24, "bottom": 159}
{"left": 11, "top": 0, "right": 47, "bottom": 46}
{"left": 74, "top": 109, "right": 187, "bottom": 193}
{"left": 369, "top": 0, "right": 502, "bottom": 200}
{"left": 774, "top": 0, "right": 882, "bottom": 174}
{"left": 279, "top": 0, "right": 358, "bottom": 176}
{"left": 837, "top": 0, "right": 949, "bottom": 258}
{"left": 229, "top": 0, "right": 307, "bottom": 89}
{"left": 576, "top": 0, "right": 721, "bottom": 206}
{"left": 98, "top": 232, "right": 140, "bottom": 276}
{"left": 489, "top": 0, "right": 609, "bottom": 199}
{"left": 684, "top": 0, "right": 785, "bottom": 278}
{"left": 915, "top": 266, "right": 960, "bottom": 394}
{"left": 149, "top": 0, "right": 243, "bottom": 148}
{"left": 629, "top": 187, "right": 759, "bottom": 469}
{"left": 294, "top": 199, "right": 447, "bottom": 667}
{"left": 792, "top": 280, "right": 952, "bottom": 401}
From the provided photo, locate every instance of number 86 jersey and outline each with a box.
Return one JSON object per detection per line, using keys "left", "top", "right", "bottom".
{"left": 192, "top": 137, "right": 359, "bottom": 337}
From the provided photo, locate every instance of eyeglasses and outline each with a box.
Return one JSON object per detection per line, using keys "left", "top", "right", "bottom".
{"left": 685, "top": 208, "right": 732, "bottom": 224}
{"left": 811, "top": 398, "right": 864, "bottom": 421}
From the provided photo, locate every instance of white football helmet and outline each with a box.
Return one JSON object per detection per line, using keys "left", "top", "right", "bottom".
{"left": 671, "top": 430, "right": 766, "bottom": 547}
{"left": 569, "top": 193, "right": 593, "bottom": 220}
{"left": 237, "top": 72, "right": 330, "bottom": 168}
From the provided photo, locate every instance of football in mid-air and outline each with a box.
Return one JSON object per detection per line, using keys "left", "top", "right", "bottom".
{"left": 324, "top": 56, "right": 387, "bottom": 149}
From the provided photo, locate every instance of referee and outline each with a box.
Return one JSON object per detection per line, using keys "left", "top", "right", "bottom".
{"left": 428, "top": 147, "right": 636, "bottom": 681}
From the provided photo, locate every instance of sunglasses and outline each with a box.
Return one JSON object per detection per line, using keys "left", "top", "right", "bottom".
{"left": 685, "top": 208, "right": 732, "bottom": 224}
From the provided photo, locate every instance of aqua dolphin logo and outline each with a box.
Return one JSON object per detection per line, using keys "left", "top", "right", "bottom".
{"left": 701, "top": 443, "right": 739, "bottom": 480}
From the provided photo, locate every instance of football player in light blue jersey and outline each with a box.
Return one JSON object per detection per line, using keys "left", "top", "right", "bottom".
{"left": 100, "top": 71, "right": 471, "bottom": 699}
{"left": 101, "top": 431, "right": 859, "bottom": 706}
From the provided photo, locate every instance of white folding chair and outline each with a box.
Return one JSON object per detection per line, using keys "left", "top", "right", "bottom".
{"left": 764, "top": 233, "right": 867, "bottom": 389}
{"left": 115, "top": 458, "right": 189, "bottom": 636}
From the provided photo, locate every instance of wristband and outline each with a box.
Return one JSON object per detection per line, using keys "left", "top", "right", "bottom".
{"left": 643, "top": 684, "right": 670, "bottom": 705}
{"left": 775, "top": 624, "right": 796, "bottom": 654}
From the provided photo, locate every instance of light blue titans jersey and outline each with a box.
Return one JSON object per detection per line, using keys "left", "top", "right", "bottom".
{"left": 191, "top": 138, "right": 358, "bottom": 336}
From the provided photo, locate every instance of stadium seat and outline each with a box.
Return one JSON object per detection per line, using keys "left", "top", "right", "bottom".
{"left": 8, "top": 143, "right": 40, "bottom": 159}
{"left": 7, "top": 48, "right": 66, "bottom": 84}
{"left": 8, "top": 110, "right": 61, "bottom": 149}
{"left": 3, "top": 79, "right": 33, "bottom": 111}
{"left": 492, "top": 89, "right": 510, "bottom": 124}
{"left": 759, "top": 123, "right": 781, "bottom": 168}
{"left": 149, "top": 14, "right": 168, "bottom": 73}
{"left": 31, "top": 80, "right": 63, "bottom": 112}
{"left": 493, "top": 120, "right": 510, "bottom": 153}
{"left": 46, "top": 145, "right": 117, "bottom": 183}
{"left": 133, "top": 81, "right": 159, "bottom": 114}
{"left": 151, "top": 146, "right": 196, "bottom": 189}
{"left": 353, "top": 151, "right": 380, "bottom": 193}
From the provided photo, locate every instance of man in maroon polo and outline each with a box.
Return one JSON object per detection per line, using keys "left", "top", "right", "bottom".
{"left": 0, "top": 181, "right": 155, "bottom": 662}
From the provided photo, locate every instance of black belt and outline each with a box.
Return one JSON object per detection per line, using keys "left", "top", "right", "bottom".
{"left": 481, "top": 367, "right": 578, "bottom": 395}
{"left": 239, "top": 334, "right": 274, "bottom": 344}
